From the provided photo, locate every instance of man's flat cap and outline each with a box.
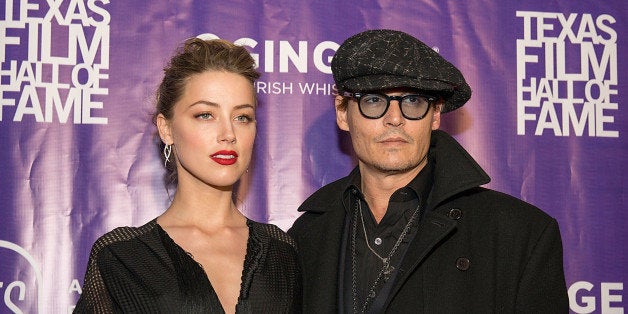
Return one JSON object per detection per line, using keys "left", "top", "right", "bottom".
{"left": 332, "top": 29, "right": 471, "bottom": 112}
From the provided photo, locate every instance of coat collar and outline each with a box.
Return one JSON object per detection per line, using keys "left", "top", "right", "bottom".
{"left": 426, "top": 129, "right": 490, "bottom": 209}
{"left": 292, "top": 200, "right": 346, "bottom": 313}
{"left": 298, "top": 129, "right": 490, "bottom": 215}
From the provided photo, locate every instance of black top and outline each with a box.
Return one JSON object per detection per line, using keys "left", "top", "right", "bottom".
{"left": 340, "top": 161, "right": 433, "bottom": 313}
{"left": 75, "top": 219, "right": 301, "bottom": 313}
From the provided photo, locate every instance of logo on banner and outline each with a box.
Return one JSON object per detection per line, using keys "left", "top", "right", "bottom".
{"left": 516, "top": 11, "right": 618, "bottom": 137}
{"left": 568, "top": 281, "right": 624, "bottom": 313}
{"left": 198, "top": 33, "right": 340, "bottom": 97}
{"left": 0, "top": 240, "right": 43, "bottom": 313}
{"left": 0, "top": 0, "right": 110, "bottom": 124}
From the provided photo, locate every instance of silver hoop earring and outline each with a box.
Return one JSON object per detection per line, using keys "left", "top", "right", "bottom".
{"left": 163, "top": 144, "right": 172, "bottom": 167}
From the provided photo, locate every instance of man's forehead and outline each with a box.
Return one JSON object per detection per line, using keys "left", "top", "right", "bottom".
{"left": 365, "top": 87, "right": 424, "bottom": 94}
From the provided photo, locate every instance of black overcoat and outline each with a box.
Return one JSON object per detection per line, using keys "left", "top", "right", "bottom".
{"left": 289, "top": 130, "right": 568, "bottom": 313}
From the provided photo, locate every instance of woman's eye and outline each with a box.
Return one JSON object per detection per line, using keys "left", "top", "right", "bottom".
{"left": 235, "top": 115, "right": 253, "bottom": 123}
{"left": 195, "top": 112, "right": 212, "bottom": 120}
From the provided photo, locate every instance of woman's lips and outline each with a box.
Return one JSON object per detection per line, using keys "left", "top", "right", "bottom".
{"left": 210, "top": 150, "right": 238, "bottom": 165}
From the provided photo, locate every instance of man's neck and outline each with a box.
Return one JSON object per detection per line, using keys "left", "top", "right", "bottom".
{"left": 359, "top": 164, "right": 424, "bottom": 223}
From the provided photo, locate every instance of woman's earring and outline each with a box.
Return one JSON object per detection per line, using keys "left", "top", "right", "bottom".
{"left": 163, "top": 144, "right": 172, "bottom": 167}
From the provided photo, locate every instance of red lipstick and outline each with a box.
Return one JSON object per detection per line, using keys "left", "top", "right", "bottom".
{"left": 210, "top": 150, "right": 238, "bottom": 165}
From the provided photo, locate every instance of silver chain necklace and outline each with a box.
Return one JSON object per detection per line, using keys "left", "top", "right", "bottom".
{"left": 351, "top": 198, "right": 421, "bottom": 313}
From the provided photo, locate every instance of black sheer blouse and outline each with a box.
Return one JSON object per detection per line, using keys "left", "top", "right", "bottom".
{"left": 74, "top": 219, "right": 301, "bottom": 313}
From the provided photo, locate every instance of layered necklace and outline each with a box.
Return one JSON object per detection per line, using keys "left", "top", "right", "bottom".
{"left": 351, "top": 198, "right": 421, "bottom": 313}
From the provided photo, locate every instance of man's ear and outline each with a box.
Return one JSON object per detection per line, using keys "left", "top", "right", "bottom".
{"left": 431, "top": 103, "right": 442, "bottom": 130}
{"left": 156, "top": 114, "right": 173, "bottom": 144}
{"left": 335, "top": 96, "right": 349, "bottom": 131}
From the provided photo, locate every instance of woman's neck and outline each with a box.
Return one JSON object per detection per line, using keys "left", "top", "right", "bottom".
{"left": 158, "top": 179, "right": 245, "bottom": 230}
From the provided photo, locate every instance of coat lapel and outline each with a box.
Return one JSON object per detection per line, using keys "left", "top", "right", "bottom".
{"left": 297, "top": 208, "right": 346, "bottom": 313}
{"left": 383, "top": 211, "right": 456, "bottom": 307}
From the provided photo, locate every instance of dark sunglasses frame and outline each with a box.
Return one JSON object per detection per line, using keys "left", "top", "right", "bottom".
{"left": 342, "top": 92, "right": 437, "bottom": 120}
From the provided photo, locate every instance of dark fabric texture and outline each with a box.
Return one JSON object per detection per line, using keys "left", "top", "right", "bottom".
{"left": 288, "top": 130, "right": 568, "bottom": 313}
{"left": 341, "top": 161, "right": 432, "bottom": 313}
{"left": 331, "top": 29, "right": 472, "bottom": 113}
{"left": 75, "top": 219, "right": 302, "bottom": 313}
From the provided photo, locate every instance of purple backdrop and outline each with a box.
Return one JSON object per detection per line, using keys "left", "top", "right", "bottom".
{"left": 0, "top": 1, "right": 626, "bottom": 312}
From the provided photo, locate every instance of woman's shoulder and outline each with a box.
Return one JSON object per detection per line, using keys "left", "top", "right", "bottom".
{"left": 88, "top": 219, "right": 159, "bottom": 257}
{"left": 247, "top": 220, "right": 296, "bottom": 250}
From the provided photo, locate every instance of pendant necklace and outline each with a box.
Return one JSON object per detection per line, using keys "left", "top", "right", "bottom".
{"left": 351, "top": 198, "right": 421, "bottom": 313}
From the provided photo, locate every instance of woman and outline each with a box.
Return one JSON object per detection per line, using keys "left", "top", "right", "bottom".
{"left": 75, "top": 38, "right": 301, "bottom": 313}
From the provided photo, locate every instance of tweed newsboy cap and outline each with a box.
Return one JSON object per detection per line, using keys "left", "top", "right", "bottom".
{"left": 331, "top": 29, "right": 471, "bottom": 113}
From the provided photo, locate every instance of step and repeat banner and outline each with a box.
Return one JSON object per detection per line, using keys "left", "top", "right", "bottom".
{"left": 0, "top": 0, "right": 625, "bottom": 312}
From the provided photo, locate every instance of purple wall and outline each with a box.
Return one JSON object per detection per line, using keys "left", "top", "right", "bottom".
{"left": 0, "top": 1, "right": 625, "bottom": 312}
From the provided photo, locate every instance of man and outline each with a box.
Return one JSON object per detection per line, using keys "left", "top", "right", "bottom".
{"left": 288, "top": 29, "right": 568, "bottom": 313}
